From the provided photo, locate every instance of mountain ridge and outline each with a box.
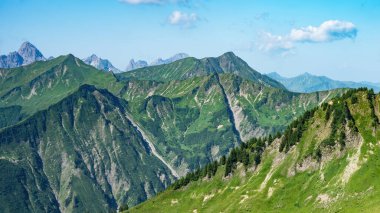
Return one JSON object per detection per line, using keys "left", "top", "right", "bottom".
{"left": 267, "top": 72, "right": 380, "bottom": 93}
{"left": 0, "top": 52, "right": 345, "bottom": 211}
{"left": 121, "top": 52, "right": 286, "bottom": 89}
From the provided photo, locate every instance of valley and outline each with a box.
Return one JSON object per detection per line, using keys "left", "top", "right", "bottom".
{"left": 0, "top": 51, "right": 346, "bottom": 211}
{"left": 131, "top": 88, "right": 380, "bottom": 212}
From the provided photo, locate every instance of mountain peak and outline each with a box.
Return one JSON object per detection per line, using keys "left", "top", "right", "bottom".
{"left": 89, "top": 54, "right": 99, "bottom": 59}
{"left": 17, "top": 41, "right": 46, "bottom": 65}
{"left": 65, "top": 53, "right": 76, "bottom": 60}
{"left": 217, "top": 52, "right": 245, "bottom": 65}
{"left": 18, "top": 41, "right": 35, "bottom": 50}
{"left": 125, "top": 59, "right": 148, "bottom": 71}
{"left": 266, "top": 72, "right": 283, "bottom": 79}
{"left": 82, "top": 54, "right": 121, "bottom": 73}
{"left": 150, "top": 53, "right": 190, "bottom": 66}
{"left": 0, "top": 41, "right": 46, "bottom": 68}
{"left": 302, "top": 72, "right": 313, "bottom": 77}
{"left": 220, "top": 51, "right": 237, "bottom": 58}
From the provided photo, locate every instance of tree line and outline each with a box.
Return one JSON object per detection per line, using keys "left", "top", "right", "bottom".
{"left": 171, "top": 135, "right": 278, "bottom": 190}
{"left": 171, "top": 88, "right": 378, "bottom": 190}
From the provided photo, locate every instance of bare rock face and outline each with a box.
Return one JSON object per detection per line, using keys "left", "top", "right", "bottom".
{"left": 150, "top": 53, "right": 189, "bottom": 66}
{"left": 125, "top": 59, "right": 148, "bottom": 71}
{"left": 18, "top": 42, "right": 46, "bottom": 65}
{"left": 82, "top": 54, "right": 121, "bottom": 73}
{"left": 0, "top": 42, "right": 46, "bottom": 68}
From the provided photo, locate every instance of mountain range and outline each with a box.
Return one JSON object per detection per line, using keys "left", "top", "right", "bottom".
{"left": 0, "top": 42, "right": 189, "bottom": 73}
{"left": 0, "top": 42, "right": 379, "bottom": 212}
{"left": 0, "top": 42, "right": 46, "bottom": 68}
{"left": 0, "top": 47, "right": 345, "bottom": 211}
{"left": 267, "top": 72, "right": 380, "bottom": 93}
{"left": 125, "top": 53, "right": 189, "bottom": 71}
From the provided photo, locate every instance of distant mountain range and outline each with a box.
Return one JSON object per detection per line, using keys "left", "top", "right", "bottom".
{"left": 1, "top": 42, "right": 189, "bottom": 73}
{"left": 150, "top": 53, "right": 189, "bottom": 66}
{"left": 266, "top": 72, "right": 380, "bottom": 93}
{"left": 125, "top": 53, "right": 189, "bottom": 71}
{"left": 125, "top": 59, "right": 149, "bottom": 71}
{"left": 0, "top": 42, "right": 46, "bottom": 68}
{"left": 82, "top": 54, "right": 121, "bottom": 73}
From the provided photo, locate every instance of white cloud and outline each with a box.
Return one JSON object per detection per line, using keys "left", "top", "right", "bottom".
{"left": 260, "top": 20, "right": 358, "bottom": 53}
{"left": 168, "top": 10, "right": 199, "bottom": 27}
{"left": 290, "top": 20, "right": 357, "bottom": 43}
{"left": 258, "top": 32, "right": 294, "bottom": 52}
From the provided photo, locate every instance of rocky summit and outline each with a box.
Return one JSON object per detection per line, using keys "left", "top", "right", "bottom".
{"left": 82, "top": 54, "right": 121, "bottom": 73}
{"left": 0, "top": 42, "right": 46, "bottom": 68}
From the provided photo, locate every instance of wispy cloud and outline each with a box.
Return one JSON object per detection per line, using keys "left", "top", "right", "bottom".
{"left": 119, "top": 0, "right": 191, "bottom": 5}
{"left": 168, "top": 10, "right": 199, "bottom": 28}
{"left": 120, "top": 0, "right": 162, "bottom": 4}
{"left": 260, "top": 20, "right": 358, "bottom": 54}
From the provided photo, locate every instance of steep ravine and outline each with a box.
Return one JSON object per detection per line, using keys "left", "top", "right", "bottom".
{"left": 130, "top": 89, "right": 380, "bottom": 213}
{"left": 215, "top": 73, "right": 243, "bottom": 143}
{"left": 125, "top": 113, "right": 179, "bottom": 178}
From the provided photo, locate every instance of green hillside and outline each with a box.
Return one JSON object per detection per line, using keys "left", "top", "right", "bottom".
{"left": 121, "top": 73, "right": 344, "bottom": 175}
{"left": 120, "top": 52, "right": 285, "bottom": 89}
{"left": 0, "top": 85, "right": 174, "bottom": 212}
{"left": 0, "top": 54, "right": 124, "bottom": 126}
{"left": 130, "top": 88, "right": 380, "bottom": 213}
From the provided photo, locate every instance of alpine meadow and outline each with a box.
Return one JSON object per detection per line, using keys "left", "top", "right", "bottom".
{"left": 0, "top": 0, "right": 379, "bottom": 212}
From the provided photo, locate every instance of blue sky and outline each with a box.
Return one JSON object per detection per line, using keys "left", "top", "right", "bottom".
{"left": 0, "top": 0, "right": 379, "bottom": 81}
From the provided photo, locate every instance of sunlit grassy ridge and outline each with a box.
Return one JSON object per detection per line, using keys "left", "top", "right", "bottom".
{"left": 130, "top": 89, "right": 380, "bottom": 213}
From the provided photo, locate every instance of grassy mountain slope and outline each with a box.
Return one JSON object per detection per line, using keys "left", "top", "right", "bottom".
{"left": 0, "top": 85, "right": 174, "bottom": 212}
{"left": 119, "top": 73, "right": 344, "bottom": 175}
{"left": 120, "top": 52, "right": 285, "bottom": 89}
{"left": 130, "top": 88, "right": 380, "bottom": 212}
{"left": 0, "top": 54, "right": 124, "bottom": 127}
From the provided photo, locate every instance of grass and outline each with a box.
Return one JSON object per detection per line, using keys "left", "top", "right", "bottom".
{"left": 129, "top": 90, "right": 380, "bottom": 213}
